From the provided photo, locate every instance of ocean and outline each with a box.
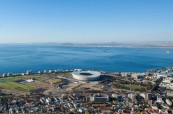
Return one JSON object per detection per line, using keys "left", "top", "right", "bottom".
{"left": 0, "top": 44, "right": 173, "bottom": 73}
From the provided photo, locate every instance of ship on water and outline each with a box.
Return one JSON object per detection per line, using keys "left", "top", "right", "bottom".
{"left": 166, "top": 51, "right": 170, "bottom": 54}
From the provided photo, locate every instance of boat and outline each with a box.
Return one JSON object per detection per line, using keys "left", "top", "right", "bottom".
{"left": 166, "top": 51, "right": 170, "bottom": 54}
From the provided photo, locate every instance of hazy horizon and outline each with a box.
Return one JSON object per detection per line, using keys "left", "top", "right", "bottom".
{"left": 0, "top": 0, "right": 173, "bottom": 43}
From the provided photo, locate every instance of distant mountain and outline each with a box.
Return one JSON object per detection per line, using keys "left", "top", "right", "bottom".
{"left": 1, "top": 41, "right": 173, "bottom": 47}
{"left": 59, "top": 41, "right": 173, "bottom": 48}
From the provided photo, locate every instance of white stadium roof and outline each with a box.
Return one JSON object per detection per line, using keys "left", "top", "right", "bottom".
{"left": 72, "top": 71, "right": 101, "bottom": 81}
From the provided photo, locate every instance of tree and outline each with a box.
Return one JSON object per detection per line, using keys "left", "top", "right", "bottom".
{"left": 85, "top": 111, "right": 90, "bottom": 114}
{"left": 135, "top": 111, "right": 141, "bottom": 114}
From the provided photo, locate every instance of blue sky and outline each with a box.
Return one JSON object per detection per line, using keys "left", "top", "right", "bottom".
{"left": 0, "top": 0, "right": 172, "bottom": 43}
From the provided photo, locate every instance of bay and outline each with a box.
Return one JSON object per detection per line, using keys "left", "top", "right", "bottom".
{"left": 0, "top": 44, "right": 173, "bottom": 73}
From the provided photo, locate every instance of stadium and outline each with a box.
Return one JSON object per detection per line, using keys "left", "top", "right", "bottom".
{"left": 72, "top": 71, "right": 101, "bottom": 81}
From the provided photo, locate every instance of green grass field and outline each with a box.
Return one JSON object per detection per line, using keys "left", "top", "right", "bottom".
{"left": 0, "top": 75, "right": 45, "bottom": 92}
{"left": 114, "top": 83, "right": 146, "bottom": 92}
{"left": 56, "top": 71, "right": 72, "bottom": 78}
{"left": 124, "top": 84, "right": 145, "bottom": 90}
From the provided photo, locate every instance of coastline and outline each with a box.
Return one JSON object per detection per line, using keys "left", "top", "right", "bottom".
{"left": 1, "top": 66, "right": 173, "bottom": 77}
{"left": 0, "top": 42, "right": 173, "bottom": 48}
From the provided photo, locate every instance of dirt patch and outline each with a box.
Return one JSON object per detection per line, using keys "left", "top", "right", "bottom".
{"left": 1, "top": 89, "right": 29, "bottom": 96}
{"left": 30, "top": 88, "right": 47, "bottom": 94}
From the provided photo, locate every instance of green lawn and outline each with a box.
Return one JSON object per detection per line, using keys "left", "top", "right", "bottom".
{"left": 124, "top": 84, "right": 145, "bottom": 90}
{"left": 0, "top": 75, "right": 45, "bottom": 92}
{"left": 114, "top": 83, "right": 146, "bottom": 92}
{"left": 0, "top": 82, "right": 35, "bottom": 91}
{"left": 56, "top": 71, "right": 72, "bottom": 78}
{"left": 0, "top": 75, "right": 45, "bottom": 82}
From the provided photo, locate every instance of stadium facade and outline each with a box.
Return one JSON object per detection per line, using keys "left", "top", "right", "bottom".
{"left": 72, "top": 71, "right": 101, "bottom": 81}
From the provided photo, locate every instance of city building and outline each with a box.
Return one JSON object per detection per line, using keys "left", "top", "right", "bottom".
{"left": 89, "top": 96, "right": 109, "bottom": 102}
{"left": 72, "top": 70, "right": 101, "bottom": 81}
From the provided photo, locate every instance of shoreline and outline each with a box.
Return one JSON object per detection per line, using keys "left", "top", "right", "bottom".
{"left": 0, "top": 69, "right": 143, "bottom": 77}
{"left": 1, "top": 66, "right": 173, "bottom": 77}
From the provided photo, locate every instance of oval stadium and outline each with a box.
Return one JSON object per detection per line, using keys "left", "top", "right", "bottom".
{"left": 72, "top": 71, "right": 101, "bottom": 81}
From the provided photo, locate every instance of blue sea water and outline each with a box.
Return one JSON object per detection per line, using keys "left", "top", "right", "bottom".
{"left": 0, "top": 44, "right": 173, "bottom": 73}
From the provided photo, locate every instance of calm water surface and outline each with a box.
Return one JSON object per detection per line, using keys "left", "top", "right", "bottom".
{"left": 0, "top": 45, "right": 173, "bottom": 73}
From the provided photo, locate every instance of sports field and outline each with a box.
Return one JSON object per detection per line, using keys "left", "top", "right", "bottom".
{"left": 0, "top": 75, "right": 49, "bottom": 92}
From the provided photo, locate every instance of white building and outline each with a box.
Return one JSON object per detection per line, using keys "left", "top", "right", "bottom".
{"left": 128, "top": 93, "right": 136, "bottom": 100}
{"left": 72, "top": 71, "right": 101, "bottom": 81}
{"left": 26, "top": 79, "right": 34, "bottom": 83}
{"left": 90, "top": 96, "right": 109, "bottom": 102}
